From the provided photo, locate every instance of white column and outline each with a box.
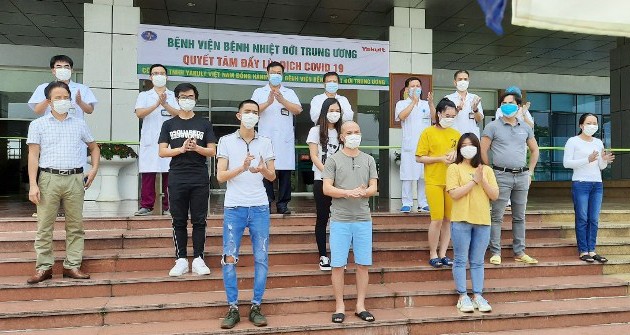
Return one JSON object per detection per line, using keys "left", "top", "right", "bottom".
{"left": 83, "top": 0, "right": 140, "bottom": 200}
{"left": 388, "top": 7, "right": 433, "bottom": 210}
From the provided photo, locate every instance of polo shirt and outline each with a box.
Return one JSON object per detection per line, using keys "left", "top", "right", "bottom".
{"left": 26, "top": 113, "right": 94, "bottom": 169}
{"left": 217, "top": 130, "right": 275, "bottom": 207}
{"left": 309, "top": 93, "right": 354, "bottom": 123}
{"left": 482, "top": 117, "right": 534, "bottom": 169}
{"left": 28, "top": 81, "right": 98, "bottom": 119}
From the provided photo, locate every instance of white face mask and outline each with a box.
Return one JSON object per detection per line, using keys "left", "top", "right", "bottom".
{"left": 456, "top": 80, "right": 469, "bottom": 92}
{"left": 326, "top": 112, "right": 341, "bottom": 123}
{"left": 241, "top": 113, "right": 259, "bottom": 129}
{"left": 178, "top": 99, "right": 196, "bottom": 111}
{"left": 52, "top": 99, "right": 72, "bottom": 114}
{"left": 460, "top": 146, "right": 477, "bottom": 159}
{"left": 152, "top": 75, "right": 167, "bottom": 88}
{"left": 439, "top": 117, "right": 455, "bottom": 128}
{"left": 344, "top": 134, "right": 361, "bottom": 149}
{"left": 55, "top": 68, "right": 72, "bottom": 81}
{"left": 583, "top": 124, "right": 598, "bottom": 136}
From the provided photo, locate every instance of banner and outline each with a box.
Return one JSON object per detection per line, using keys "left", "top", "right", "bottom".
{"left": 137, "top": 24, "right": 390, "bottom": 90}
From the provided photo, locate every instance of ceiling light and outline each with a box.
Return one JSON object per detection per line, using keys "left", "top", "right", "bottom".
{"left": 525, "top": 51, "right": 532, "bottom": 54}
{"left": 186, "top": 2, "right": 196, "bottom": 7}
{"left": 329, "top": 14, "right": 338, "bottom": 20}
{"left": 457, "top": 23, "right": 465, "bottom": 27}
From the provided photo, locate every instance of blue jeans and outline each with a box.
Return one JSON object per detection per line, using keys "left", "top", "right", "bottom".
{"left": 451, "top": 221, "right": 491, "bottom": 295}
{"left": 222, "top": 205, "right": 270, "bottom": 306}
{"left": 572, "top": 181, "right": 603, "bottom": 253}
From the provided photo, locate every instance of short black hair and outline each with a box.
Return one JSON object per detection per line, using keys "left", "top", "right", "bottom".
{"left": 266, "top": 61, "right": 284, "bottom": 72}
{"left": 453, "top": 70, "right": 470, "bottom": 80}
{"left": 149, "top": 64, "right": 168, "bottom": 75}
{"left": 44, "top": 81, "right": 71, "bottom": 99}
{"left": 49, "top": 55, "right": 73, "bottom": 69}
{"left": 501, "top": 92, "right": 522, "bottom": 106}
{"left": 323, "top": 71, "right": 339, "bottom": 82}
{"left": 404, "top": 76, "right": 422, "bottom": 88}
{"left": 174, "top": 83, "right": 199, "bottom": 99}
{"left": 238, "top": 99, "right": 259, "bottom": 110}
{"left": 436, "top": 98, "right": 457, "bottom": 113}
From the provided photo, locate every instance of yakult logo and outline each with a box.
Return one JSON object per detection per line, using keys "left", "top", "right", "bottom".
{"left": 362, "top": 46, "right": 386, "bottom": 52}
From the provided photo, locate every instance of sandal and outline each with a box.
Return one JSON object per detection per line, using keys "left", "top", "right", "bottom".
{"left": 355, "top": 311, "right": 375, "bottom": 322}
{"left": 428, "top": 258, "right": 443, "bottom": 268}
{"left": 580, "top": 254, "right": 594, "bottom": 262}
{"left": 441, "top": 256, "right": 454, "bottom": 266}
{"left": 332, "top": 313, "right": 345, "bottom": 323}
{"left": 592, "top": 254, "right": 608, "bottom": 263}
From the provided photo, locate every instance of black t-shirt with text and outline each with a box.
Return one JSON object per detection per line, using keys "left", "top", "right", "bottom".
{"left": 158, "top": 114, "right": 217, "bottom": 184}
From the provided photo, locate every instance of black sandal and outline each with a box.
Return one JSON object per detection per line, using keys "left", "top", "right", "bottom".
{"left": 592, "top": 254, "right": 608, "bottom": 263}
{"left": 332, "top": 313, "right": 345, "bottom": 323}
{"left": 355, "top": 311, "right": 375, "bottom": 322}
{"left": 580, "top": 254, "right": 594, "bottom": 262}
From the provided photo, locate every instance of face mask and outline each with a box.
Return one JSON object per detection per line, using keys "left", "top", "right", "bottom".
{"left": 326, "top": 111, "right": 341, "bottom": 123}
{"left": 500, "top": 103, "right": 519, "bottom": 117}
{"left": 52, "top": 99, "right": 72, "bottom": 114}
{"left": 583, "top": 124, "right": 598, "bottom": 136}
{"left": 439, "top": 117, "right": 455, "bottom": 128}
{"left": 241, "top": 113, "right": 259, "bottom": 129}
{"left": 411, "top": 87, "right": 422, "bottom": 98}
{"left": 325, "top": 82, "right": 339, "bottom": 94}
{"left": 269, "top": 73, "right": 282, "bottom": 86}
{"left": 55, "top": 68, "right": 72, "bottom": 81}
{"left": 344, "top": 134, "right": 361, "bottom": 149}
{"left": 152, "top": 75, "right": 167, "bottom": 88}
{"left": 460, "top": 146, "right": 477, "bottom": 159}
{"left": 456, "top": 80, "right": 469, "bottom": 92}
{"left": 178, "top": 99, "right": 195, "bottom": 111}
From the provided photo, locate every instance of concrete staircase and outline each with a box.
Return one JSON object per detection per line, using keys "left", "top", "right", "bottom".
{"left": 1, "top": 211, "right": 630, "bottom": 334}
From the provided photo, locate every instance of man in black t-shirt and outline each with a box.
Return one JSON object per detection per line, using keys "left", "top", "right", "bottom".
{"left": 158, "top": 83, "right": 217, "bottom": 277}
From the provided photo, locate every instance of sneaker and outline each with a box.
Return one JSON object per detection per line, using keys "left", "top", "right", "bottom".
{"left": 400, "top": 205, "right": 411, "bottom": 213}
{"left": 489, "top": 255, "right": 501, "bottom": 265}
{"left": 319, "top": 256, "right": 332, "bottom": 271}
{"left": 169, "top": 258, "right": 189, "bottom": 277}
{"left": 418, "top": 206, "right": 430, "bottom": 213}
{"left": 456, "top": 295, "right": 474, "bottom": 313}
{"left": 249, "top": 304, "right": 268, "bottom": 327}
{"left": 134, "top": 207, "right": 153, "bottom": 216}
{"left": 162, "top": 210, "right": 170, "bottom": 216}
{"left": 472, "top": 296, "right": 492, "bottom": 313}
{"left": 220, "top": 306, "right": 240, "bottom": 329}
{"left": 441, "top": 256, "right": 454, "bottom": 266}
{"left": 191, "top": 256, "right": 211, "bottom": 275}
{"left": 515, "top": 254, "right": 538, "bottom": 264}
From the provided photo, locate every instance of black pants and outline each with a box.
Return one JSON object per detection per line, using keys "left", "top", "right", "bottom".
{"left": 313, "top": 180, "right": 332, "bottom": 257}
{"left": 263, "top": 170, "right": 292, "bottom": 210}
{"left": 168, "top": 182, "right": 209, "bottom": 259}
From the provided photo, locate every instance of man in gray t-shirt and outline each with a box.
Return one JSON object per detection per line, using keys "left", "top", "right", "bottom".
{"left": 323, "top": 121, "right": 378, "bottom": 324}
{"left": 481, "top": 93, "right": 540, "bottom": 266}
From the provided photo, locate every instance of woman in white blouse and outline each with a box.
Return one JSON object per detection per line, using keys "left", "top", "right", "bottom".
{"left": 563, "top": 113, "right": 614, "bottom": 263}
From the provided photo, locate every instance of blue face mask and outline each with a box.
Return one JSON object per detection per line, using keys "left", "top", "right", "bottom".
{"left": 268, "top": 73, "right": 282, "bottom": 86}
{"left": 325, "top": 82, "right": 339, "bottom": 94}
{"left": 500, "top": 103, "right": 519, "bottom": 117}
{"left": 411, "top": 88, "right": 422, "bottom": 98}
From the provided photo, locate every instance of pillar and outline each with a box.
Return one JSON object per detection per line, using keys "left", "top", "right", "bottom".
{"left": 610, "top": 38, "right": 630, "bottom": 179}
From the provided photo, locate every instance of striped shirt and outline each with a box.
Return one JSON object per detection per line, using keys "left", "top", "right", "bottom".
{"left": 26, "top": 113, "right": 95, "bottom": 169}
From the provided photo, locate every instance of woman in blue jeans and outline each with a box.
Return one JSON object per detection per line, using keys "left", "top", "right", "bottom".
{"left": 446, "top": 133, "right": 499, "bottom": 313}
{"left": 563, "top": 113, "right": 614, "bottom": 263}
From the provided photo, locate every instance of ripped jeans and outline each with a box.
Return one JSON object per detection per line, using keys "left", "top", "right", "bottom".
{"left": 222, "top": 205, "right": 270, "bottom": 306}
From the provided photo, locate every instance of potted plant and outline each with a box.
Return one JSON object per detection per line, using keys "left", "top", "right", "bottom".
{"left": 91, "top": 143, "right": 138, "bottom": 201}
{"left": 98, "top": 143, "right": 138, "bottom": 160}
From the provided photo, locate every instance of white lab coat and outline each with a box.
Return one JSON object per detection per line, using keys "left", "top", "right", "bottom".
{"left": 135, "top": 88, "right": 177, "bottom": 173}
{"left": 309, "top": 93, "right": 354, "bottom": 123}
{"left": 395, "top": 98, "right": 431, "bottom": 180}
{"left": 28, "top": 80, "right": 98, "bottom": 119}
{"left": 251, "top": 84, "right": 301, "bottom": 171}
{"left": 445, "top": 91, "right": 484, "bottom": 138}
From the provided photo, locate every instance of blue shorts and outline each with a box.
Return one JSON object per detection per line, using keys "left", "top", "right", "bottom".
{"left": 330, "top": 221, "right": 373, "bottom": 267}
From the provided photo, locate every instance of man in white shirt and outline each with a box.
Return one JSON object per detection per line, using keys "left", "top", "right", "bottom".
{"left": 134, "top": 64, "right": 180, "bottom": 216}
{"left": 495, "top": 86, "right": 534, "bottom": 129}
{"left": 442, "top": 70, "right": 483, "bottom": 138}
{"left": 395, "top": 77, "right": 431, "bottom": 213}
{"left": 309, "top": 71, "right": 354, "bottom": 123}
{"left": 251, "top": 61, "right": 302, "bottom": 214}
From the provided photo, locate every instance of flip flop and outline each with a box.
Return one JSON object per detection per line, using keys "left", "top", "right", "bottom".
{"left": 332, "top": 313, "right": 345, "bottom": 323}
{"left": 580, "top": 254, "right": 594, "bottom": 262}
{"left": 355, "top": 310, "right": 375, "bottom": 322}
{"left": 592, "top": 254, "right": 608, "bottom": 263}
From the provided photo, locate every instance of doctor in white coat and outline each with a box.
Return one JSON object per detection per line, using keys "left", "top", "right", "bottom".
{"left": 251, "top": 61, "right": 302, "bottom": 214}
{"left": 309, "top": 71, "right": 353, "bottom": 124}
{"left": 134, "top": 64, "right": 180, "bottom": 216}
{"left": 395, "top": 77, "right": 431, "bottom": 213}
{"left": 442, "top": 70, "right": 483, "bottom": 138}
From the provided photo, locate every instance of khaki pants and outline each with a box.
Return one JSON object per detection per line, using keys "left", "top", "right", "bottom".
{"left": 35, "top": 172, "right": 85, "bottom": 270}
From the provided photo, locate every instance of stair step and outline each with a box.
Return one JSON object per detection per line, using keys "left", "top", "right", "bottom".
{"left": 448, "top": 322, "right": 630, "bottom": 334}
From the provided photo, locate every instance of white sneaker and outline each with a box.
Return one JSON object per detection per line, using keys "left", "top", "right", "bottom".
{"left": 472, "top": 295, "right": 492, "bottom": 313}
{"left": 456, "top": 295, "right": 474, "bottom": 313}
{"left": 319, "top": 256, "right": 332, "bottom": 271}
{"left": 191, "top": 256, "right": 211, "bottom": 275}
{"left": 169, "top": 258, "right": 189, "bottom": 277}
